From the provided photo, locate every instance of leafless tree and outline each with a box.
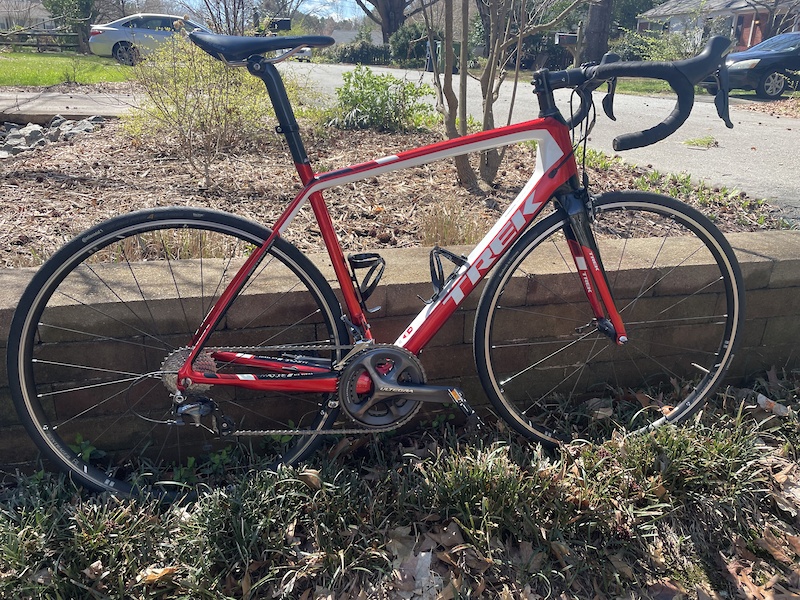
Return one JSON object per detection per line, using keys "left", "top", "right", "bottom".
{"left": 741, "top": 0, "right": 800, "bottom": 38}
{"left": 1, "top": 0, "right": 40, "bottom": 27}
{"left": 93, "top": 0, "right": 172, "bottom": 21}
{"left": 582, "top": 0, "right": 611, "bottom": 63}
{"left": 424, "top": 0, "right": 584, "bottom": 187}
{"left": 353, "top": 0, "right": 439, "bottom": 43}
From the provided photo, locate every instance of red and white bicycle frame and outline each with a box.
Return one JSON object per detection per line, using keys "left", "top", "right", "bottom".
{"left": 176, "top": 115, "right": 627, "bottom": 393}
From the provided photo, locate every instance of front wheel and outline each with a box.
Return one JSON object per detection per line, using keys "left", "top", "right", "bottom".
{"left": 756, "top": 70, "right": 786, "bottom": 99}
{"left": 7, "top": 207, "right": 348, "bottom": 498}
{"left": 474, "top": 191, "right": 745, "bottom": 446}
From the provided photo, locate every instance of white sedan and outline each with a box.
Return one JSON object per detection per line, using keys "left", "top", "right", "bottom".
{"left": 88, "top": 13, "right": 209, "bottom": 65}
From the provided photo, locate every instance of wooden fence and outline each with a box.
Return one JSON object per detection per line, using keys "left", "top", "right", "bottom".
{"left": 0, "top": 30, "right": 79, "bottom": 52}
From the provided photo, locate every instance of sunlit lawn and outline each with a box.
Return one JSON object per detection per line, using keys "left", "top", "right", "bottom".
{"left": 0, "top": 50, "right": 131, "bottom": 86}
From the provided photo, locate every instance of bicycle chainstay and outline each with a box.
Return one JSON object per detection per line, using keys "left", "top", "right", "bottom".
{"left": 170, "top": 344, "right": 405, "bottom": 437}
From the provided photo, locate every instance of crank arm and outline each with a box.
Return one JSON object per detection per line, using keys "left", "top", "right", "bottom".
{"left": 369, "top": 382, "right": 454, "bottom": 404}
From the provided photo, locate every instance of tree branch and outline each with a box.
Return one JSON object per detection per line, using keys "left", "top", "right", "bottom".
{"left": 499, "top": 0, "right": 586, "bottom": 53}
{"left": 352, "top": 0, "right": 380, "bottom": 24}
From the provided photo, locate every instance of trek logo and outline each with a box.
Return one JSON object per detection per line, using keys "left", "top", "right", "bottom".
{"left": 443, "top": 192, "right": 544, "bottom": 307}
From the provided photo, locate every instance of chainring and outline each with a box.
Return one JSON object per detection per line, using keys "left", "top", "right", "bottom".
{"left": 338, "top": 345, "right": 424, "bottom": 429}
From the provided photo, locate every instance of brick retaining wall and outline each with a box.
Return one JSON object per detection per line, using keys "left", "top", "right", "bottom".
{"left": 1, "top": 230, "right": 798, "bottom": 468}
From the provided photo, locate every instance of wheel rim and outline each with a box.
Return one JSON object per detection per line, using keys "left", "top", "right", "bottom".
{"left": 13, "top": 211, "right": 344, "bottom": 496}
{"left": 764, "top": 72, "right": 785, "bottom": 97}
{"left": 115, "top": 44, "right": 136, "bottom": 65}
{"left": 480, "top": 196, "right": 741, "bottom": 445}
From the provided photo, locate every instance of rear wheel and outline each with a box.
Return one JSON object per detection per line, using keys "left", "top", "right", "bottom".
{"left": 474, "top": 191, "right": 744, "bottom": 446}
{"left": 7, "top": 207, "right": 348, "bottom": 498}
{"left": 113, "top": 42, "right": 139, "bottom": 66}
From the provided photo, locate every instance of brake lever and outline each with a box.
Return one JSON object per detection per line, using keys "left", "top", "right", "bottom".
{"left": 713, "top": 65, "right": 734, "bottom": 129}
{"left": 602, "top": 78, "right": 617, "bottom": 121}
{"left": 595, "top": 52, "right": 620, "bottom": 121}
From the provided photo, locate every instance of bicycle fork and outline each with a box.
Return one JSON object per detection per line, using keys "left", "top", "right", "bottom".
{"left": 557, "top": 190, "right": 628, "bottom": 346}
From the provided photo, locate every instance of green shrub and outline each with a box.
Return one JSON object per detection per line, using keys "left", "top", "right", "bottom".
{"left": 389, "top": 22, "right": 436, "bottom": 68}
{"left": 126, "top": 34, "right": 275, "bottom": 187}
{"left": 322, "top": 39, "right": 391, "bottom": 65}
{"left": 327, "top": 64, "right": 435, "bottom": 132}
{"left": 610, "top": 28, "right": 692, "bottom": 61}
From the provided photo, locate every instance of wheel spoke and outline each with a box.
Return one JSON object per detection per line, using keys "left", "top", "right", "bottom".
{"left": 477, "top": 192, "right": 743, "bottom": 446}
{"left": 9, "top": 208, "right": 346, "bottom": 498}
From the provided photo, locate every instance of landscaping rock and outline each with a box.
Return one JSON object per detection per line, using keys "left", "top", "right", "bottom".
{"left": 0, "top": 115, "right": 104, "bottom": 158}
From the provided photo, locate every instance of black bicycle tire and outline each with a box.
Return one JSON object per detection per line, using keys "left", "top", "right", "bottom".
{"left": 7, "top": 206, "right": 348, "bottom": 498}
{"left": 474, "top": 191, "right": 745, "bottom": 446}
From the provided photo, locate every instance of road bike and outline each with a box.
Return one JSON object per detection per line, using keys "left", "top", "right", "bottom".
{"left": 6, "top": 32, "right": 745, "bottom": 498}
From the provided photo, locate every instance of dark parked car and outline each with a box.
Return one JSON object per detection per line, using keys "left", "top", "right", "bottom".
{"left": 703, "top": 32, "right": 800, "bottom": 99}
{"left": 89, "top": 13, "right": 209, "bottom": 65}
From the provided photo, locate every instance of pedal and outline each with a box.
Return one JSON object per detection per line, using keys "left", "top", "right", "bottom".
{"left": 348, "top": 252, "right": 385, "bottom": 313}
{"left": 448, "top": 388, "right": 485, "bottom": 430}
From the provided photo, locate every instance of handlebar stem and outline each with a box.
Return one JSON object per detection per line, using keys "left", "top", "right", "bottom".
{"left": 532, "top": 69, "right": 567, "bottom": 123}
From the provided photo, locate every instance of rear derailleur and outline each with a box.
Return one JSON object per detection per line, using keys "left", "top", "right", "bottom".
{"left": 171, "top": 393, "right": 236, "bottom": 437}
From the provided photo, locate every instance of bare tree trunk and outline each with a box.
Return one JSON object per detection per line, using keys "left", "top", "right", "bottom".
{"left": 423, "top": 0, "right": 482, "bottom": 192}
{"left": 443, "top": 0, "right": 480, "bottom": 190}
{"left": 454, "top": 0, "right": 479, "bottom": 190}
{"left": 428, "top": 0, "right": 586, "bottom": 188}
{"left": 477, "top": 0, "right": 508, "bottom": 184}
{"left": 582, "top": 0, "right": 612, "bottom": 63}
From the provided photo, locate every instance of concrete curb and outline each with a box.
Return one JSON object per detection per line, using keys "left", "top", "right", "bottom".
{"left": 1, "top": 230, "right": 799, "bottom": 467}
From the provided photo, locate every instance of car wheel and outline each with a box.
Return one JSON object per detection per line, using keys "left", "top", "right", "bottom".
{"left": 756, "top": 70, "right": 786, "bottom": 99}
{"left": 113, "top": 42, "right": 139, "bottom": 66}
{"left": 703, "top": 84, "right": 719, "bottom": 95}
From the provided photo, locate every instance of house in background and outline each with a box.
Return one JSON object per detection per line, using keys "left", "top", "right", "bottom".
{"left": 0, "top": 0, "right": 52, "bottom": 30}
{"left": 637, "top": 0, "right": 800, "bottom": 49}
{"left": 329, "top": 29, "right": 384, "bottom": 46}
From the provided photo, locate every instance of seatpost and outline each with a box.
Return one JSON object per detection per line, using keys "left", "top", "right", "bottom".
{"left": 247, "top": 57, "right": 313, "bottom": 183}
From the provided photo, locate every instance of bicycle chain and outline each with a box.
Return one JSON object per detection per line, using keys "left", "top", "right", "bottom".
{"left": 223, "top": 344, "right": 414, "bottom": 437}
{"left": 166, "top": 344, "right": 397, "bottom": 437}
{"left": 232, "top": 424, "right": 397, "bottom": 436}
{"left": 207, "top": 343, "right": 356, "bottom": 355}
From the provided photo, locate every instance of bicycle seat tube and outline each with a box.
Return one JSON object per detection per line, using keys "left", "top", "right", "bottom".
{"left": 246, "top": 56, "right": 373, "bottom": 339}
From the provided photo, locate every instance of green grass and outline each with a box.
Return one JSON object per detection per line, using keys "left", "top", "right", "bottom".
{"left": 0, "top": 51, "right": 131, "bottom": 86}
{"left": 683, "top": 135, "right": 718, "bottom": 149}
{"left": 615, "top": 77, "right": 674, "bottom": 95}
{"left": 1, "top": 367, "right": 799, "bottom": 598}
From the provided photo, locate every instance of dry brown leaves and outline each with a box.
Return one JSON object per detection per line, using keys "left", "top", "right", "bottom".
{"left": 740, "top": 96, "right": 800, "bottom": 119}
{"left": 0, "top": 119, "right": 786, "bottom": 269}
{"left": 0, "top": 122, "right": 520, "bottom": 268}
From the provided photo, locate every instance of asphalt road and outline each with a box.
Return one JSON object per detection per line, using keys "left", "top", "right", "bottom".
{"left": 286, "top": 62, "right": 800, "bottom": 222}
{"left": 2, "top": 62, "right": 798, "bottom": 220}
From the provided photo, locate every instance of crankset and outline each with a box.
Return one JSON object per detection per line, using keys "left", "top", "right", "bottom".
{"left": 337, "top": 345, "right": 480, "bottom": 430}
